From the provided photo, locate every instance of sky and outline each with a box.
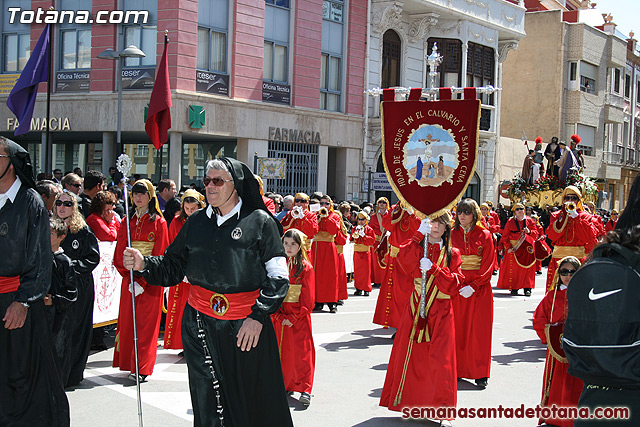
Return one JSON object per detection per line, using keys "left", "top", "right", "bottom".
{"left": 592, "top": 0, "right": 639, "bottom": 38}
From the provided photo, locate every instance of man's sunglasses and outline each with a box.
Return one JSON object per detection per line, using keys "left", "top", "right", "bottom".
{"left": 564, "top": 195, "right": 579, "bottom": 201}
{"left": 294, "top": 199, "right": 308, "bottom": 203}
{"left": 559, "top": 268, "right": 576, "bottom": 276}
{"left": 203, "top": 176, "right": 232, "bottom": 187}
{"left": 55, "top": 200, "right": 73, "bottom": 207}
{"left": 69, "top": 183, "right": 81, "bottom": 188}
{"left": 515, "top": 207, "right": 524, "bottom": 211}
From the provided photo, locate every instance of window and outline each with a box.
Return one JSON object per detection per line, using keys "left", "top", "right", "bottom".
{"left": 197, "top": 28, "right": 226, "bottom": 72}
{"left": 613, "top": 68, "right": 621, "bottom": 93}
{"left": 381, "top": 30, "right": 401, "bottom": 88}
{"left": 263, "top": 42, "right": 287, "bottom": 82}
{"left": 467, "top": 42, "right": 495, "bottom": 105}
{"left": 580, "top": 62, "right": 597, "bottom": 95}
{"left": 323, "top": 0, "right": 343, "bottom": 23}
{"left": 637, "top": 80, "right": 640, "bottom": 105}
{"left": 135, "top": 144, "right": 149, "bottom": 157}
{"left": 123, "top": 25, "right": 156, "bottom": 67}
{"left": 61, "top": 29, "right": 91, "bottom": 69}
{"left": 624, "top": 73, "right": 631, "bottom": 99}
{"left": 265, "top": 0, "right": 289, "bottom": 7}
{"left": 427, "top": 38, "right": 462, "bottom": 88}
{"left": 569, "top": 62, "right": 577, "bottom": 81}
{"left": 321, "top": 54, "right": 341, "bottom": 111}
{"left": 3, "top": 33, "right": 30, "bottom": 72}
{"left": 576, "top": 124, "right": 595, "bottom": 156}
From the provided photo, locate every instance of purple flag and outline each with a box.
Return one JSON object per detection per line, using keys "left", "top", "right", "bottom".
{"left": 6, "top": 25, "right": 50, "bottom": 136}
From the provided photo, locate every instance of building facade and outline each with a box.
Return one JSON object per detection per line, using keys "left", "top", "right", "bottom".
{"left": 0, "top": 0, "right": 367, "bottom": 201}
{"left": 363, "top": 0, "right": 525, "bottom": 204}
{"left": 500, "top": 2, "right": 637, "bottom": 210}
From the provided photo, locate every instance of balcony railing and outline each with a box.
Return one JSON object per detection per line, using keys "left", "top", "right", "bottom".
{"left": 602, "top": 151, "right": 622, "bottom": 164}
{"left": 605, "top": 93, "right": 625, "bottom": 109}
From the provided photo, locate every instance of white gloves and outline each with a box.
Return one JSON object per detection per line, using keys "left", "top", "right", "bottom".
{"left": 569, "top": 210, "right": 578, "bottom": 218}
{"left": 405, "top": 206, "right": 414, "bottom": 215}
{"left": 459, "top": 285, "right": 475, "bottom": 298}
{"left": 418, "top": 218, "right": 432, "bottom": 236}
{"left": 420, "top": 257, "right": 433, "bottom": 272}
{"left": 129, "top": 281, "right": 144, "bottom": 296}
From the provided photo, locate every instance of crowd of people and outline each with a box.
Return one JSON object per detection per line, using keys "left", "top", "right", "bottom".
{"left": 2, "top": 134, "right": 638, "bottom": 426}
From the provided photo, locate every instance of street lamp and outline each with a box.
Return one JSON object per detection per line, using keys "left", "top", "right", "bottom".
{"left": 98, "top": 45, "right": 145, "bottom": 157}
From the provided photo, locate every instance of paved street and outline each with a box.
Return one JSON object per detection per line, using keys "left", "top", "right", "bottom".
{"left": 68, "top": 270, "right": 551, "bottom": 426}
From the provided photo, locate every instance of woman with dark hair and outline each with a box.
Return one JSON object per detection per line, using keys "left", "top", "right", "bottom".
{"left": 164, "top": 189, "right": 205, "bottom": 351}
{"left": 52, "top": 190, "right": 100, "bottom": 388}
{"left": 450, "top": 198, "right": 495, "bottom": 389}
{"left": 273, "top": 228, "right": 316, "bottom": 406}
{"left": 380, "top": 213, "right": 463, "bottom": 426}
{"left": 86, "top": 190, "right": 120, "bottom": 242}
{"left": 534, "top": 255, "right": 583, "bottom": 427}
{"left": 113, "top": 179, "right": 169, "bottom": 382}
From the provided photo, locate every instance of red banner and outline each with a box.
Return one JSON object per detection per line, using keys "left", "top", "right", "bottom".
{"left": 381, "top": 93, "right": 480, "bottom": 217}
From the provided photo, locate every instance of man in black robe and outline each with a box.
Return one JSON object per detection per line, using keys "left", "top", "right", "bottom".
{"left": 0, "top": 137, "right": 70, "bottom": 426}
{"left": 124, "top": 157, "right": 293, "bottom": 427}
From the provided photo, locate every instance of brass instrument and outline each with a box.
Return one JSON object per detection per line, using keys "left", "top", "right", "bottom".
{"left": 291, "top": 206, "right": 304, "bottom": 219}
{"left": 318, "top": 207, "right": 329, "bottom": 218}
{"left": 565, "top": 201, "right": 577, "bottom": 215}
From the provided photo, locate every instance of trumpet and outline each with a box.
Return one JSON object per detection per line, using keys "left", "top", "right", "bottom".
{"left": 318, "top": 207, "right": 329, "bottom": 218}
{"left": 291, "top": 206, "right": 304, "bottom": 219}
{"left": 565, "top": 201, "right": 577, "bottom": 215}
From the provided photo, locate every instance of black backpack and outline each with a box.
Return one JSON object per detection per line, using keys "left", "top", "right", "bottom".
{"left": 563, "top": 243, "right": 640, "bottom": 388}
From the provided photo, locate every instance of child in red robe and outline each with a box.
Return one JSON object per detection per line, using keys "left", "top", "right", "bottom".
{"left": 533, "top": 256, "right": 584, "bottom": 427}
{"left": 380, "top": 212, "right": 463, "bottom": 427}
{"left": 273, "top": 229, "right": 316, "bottom": 406}
{"left": 164, "top": 189, "right": 205, "bottom": 350}
{"left": 351, "top": 211, "right": 376, "bottom": 296}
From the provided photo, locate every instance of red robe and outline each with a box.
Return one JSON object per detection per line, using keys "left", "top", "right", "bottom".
{"left": 262, "top": 196, "right": 276, "bottom": 215}
{"left": 164, "top": 215, "right": 191, "bottom": 350}
{"left": 484, "top": 215, "right": 500, "bottom": 272}
{"left": 380, "top": 236, "right": 463, "bottom": 413}
{"left": 590, "top": 213, "right": 606, "bottom": 239}
{"left": 113, "top": 212, "right": 169, "bottom": 376}
{"left": 272, "top": 260, "right": 315, "bottom": 394}
{"left": 281, "top": 210, "right": 319, "bottom": 258}
{"left": 311, "top": 212, "right": 340, "bottom": 304}
{"left": 496, "top": 216, "right": 539, "bottom": 291}
{"left": 335, "top": 219, "right": 349, "bottom": 301}
{"left": 605, "top": 219, "right": 617, "bottom": 233}
{"left": 450, "top": 225, "right": 494, "bottom": 379}
{"left": 534, "top": 220, "right": 545, "bottom": 272}
{"left": 545, "top": 210, "right": 597, "bottom": 291}
{"left": 533, "top": 287, "right": 583, "bottom": 427}
{"left": 86, "top": 213, "right": 120, "bottom": 242}
{"left": 373, "top": 206, "right": 420, "bottom": 328}
{"left": 369, "top": 210, "right": 389, "bottom": 285}
{"left": 351, "top": 225, "right": 375, "bottom": 292}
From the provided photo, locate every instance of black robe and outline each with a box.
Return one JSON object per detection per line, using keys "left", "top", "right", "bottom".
{"left": 60, "top": 226, "right": 100, "bottom": 387}
{"left": 46, "top": 250, "right": 79, "bottom": 379}
{"left": 143, "top": 206, "right": 293, "bottom": 427}
{"left": 0, "top": 184, "right": 70, "bottom": 426}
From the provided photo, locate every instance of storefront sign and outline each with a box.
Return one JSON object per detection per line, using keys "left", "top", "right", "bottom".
{"left": 122, "top": 67, "right": 155, "bottom": 90}
{"left": 262, "top": 81, "right": 290, "bottom": 105}
{"left": 6, "top": 117, "right": 71, "bottom": 131}
{"left": 56, "top": 71, "right": 90, "bottom": 92}
{"left": 196, "top": 70, "right": 229, "bottom": 96}
{"left": 0, "top": 74, "right": 19, "bottom": 94}
{"left": 268, "top": 127, "right": 321, "bottom": 144}
{"left": 372, "top": 172, "right": 392, "bottom": 191}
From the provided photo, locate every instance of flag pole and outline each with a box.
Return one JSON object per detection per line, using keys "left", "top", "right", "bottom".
{"left": 45, "top": 15, "right": 54, "bottom": 175}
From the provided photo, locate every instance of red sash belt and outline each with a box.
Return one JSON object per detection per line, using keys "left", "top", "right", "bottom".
{"left": 0, "top": 276, "right": 20, "bottom": 293}
{"left": 188, "top": 286, "right": 259, "bottom": 320}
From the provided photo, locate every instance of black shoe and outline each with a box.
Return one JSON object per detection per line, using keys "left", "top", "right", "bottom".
{"left": 510, "top": 290, "right": 518, "bottom": 296}
{"left": 299, "top": 392, "right": 311, "bottom": 406}
{"left": 286, "top": 390, "right": 294, "bottom": 396}
{"left": 492, "top": 270, "right": 498, "bottom": 276}
{"left": 314, "top": 303, "right": 323, "bottom": 311}
{"left": 178, "top": 351, "right": 184, "bottom": 357}
{"left": 363, "top": 291, "right": 370, "bottom": 296}
{"left": 372, "top": 283, "right": 381, "bottom": 288}
{"left": 337, "top": 300, "right": 344, "bottom": 306}
{"left": 524, "top": 288, "right": 532, "bottom": 297}
{"left": 329, "top": 306, "right": 337, "bottom": 314}
{"left": 475, "top": 377, "right": 488, "bottom": 389}
{"left": 128, "top": 373, "right": 147, "bottom": 383}
{"left": 354, "top": 289, "right": 362, "bottom": 296}
{"left": 536, "top": 270, "right": 542, "bottom": 275}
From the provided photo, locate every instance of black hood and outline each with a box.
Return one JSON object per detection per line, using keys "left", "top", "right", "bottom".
{"left": 616, "top": 173, "right": 640, "bottom": 232}
{"left": 219, "top": 157, "right": 283, "bottom": 235}
{"left": 3, "top": 138, "right": 35, "bottom": 190}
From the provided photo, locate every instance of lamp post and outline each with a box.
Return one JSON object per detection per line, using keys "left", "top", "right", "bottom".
{"left": 97, "top": 45, "right": 145, "bottom": 157}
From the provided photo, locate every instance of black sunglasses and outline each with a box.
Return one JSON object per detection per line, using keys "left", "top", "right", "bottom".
{"left": 203, "top": 176, "right": 232, "bottom": 187}
{"left": 564, "top": 195, "right": 579, "bottom": 201}
{"left": 55, "top": 200, "right": 73, "bottom": 207}
{"left": 515, "top": 207, "right": 524, "bottom": 211}
{"left": 458, "top": 209, "right": 473, "bottom": 215}
{"left": 69, "top": 183, "right": 81, "bottom": 188}
{"left": 294, "top": 199, "right": 308, "bottom": 203}
{"left": 319, "top": 202, "right": 331, "bottom": 206}
{"left": 559, "top": 268, "right": 576, "bottom": 276}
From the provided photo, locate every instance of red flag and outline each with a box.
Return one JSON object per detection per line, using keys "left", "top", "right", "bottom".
{"left": 145, "top": 34, "right": 172, "bottom": 150}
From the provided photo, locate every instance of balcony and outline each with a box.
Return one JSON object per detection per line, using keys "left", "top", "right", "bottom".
{"left": 604, "top": 93, "right": 625, "bottom": 124}
{"left": 602, "top": 151, "right": 621, "bottom": 164}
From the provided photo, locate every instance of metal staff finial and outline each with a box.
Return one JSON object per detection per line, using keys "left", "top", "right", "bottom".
{"left": 427, "top": 42, "right": 443, "bottom": 90}
{"left": 116, "top": 153, "right": 144, "bottom": 427}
